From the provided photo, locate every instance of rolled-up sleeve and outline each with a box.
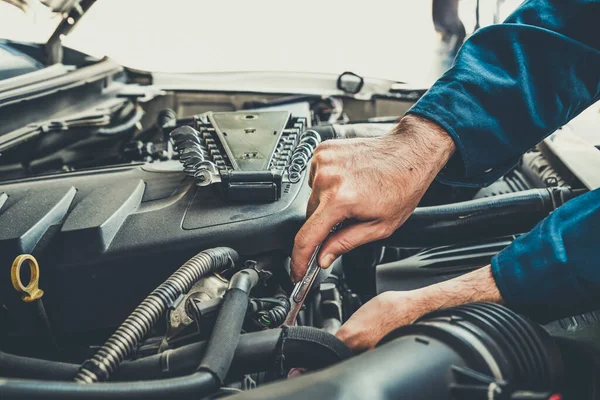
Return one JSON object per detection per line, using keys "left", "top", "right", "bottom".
{"left": 408, "top": 0, "right": 600, "bottom": 187}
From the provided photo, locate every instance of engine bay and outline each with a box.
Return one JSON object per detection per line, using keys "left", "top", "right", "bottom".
{"left": 1, "top": 57, "right": 600, "bottom": 400}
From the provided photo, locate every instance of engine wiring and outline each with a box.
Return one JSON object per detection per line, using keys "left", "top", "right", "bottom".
{"left": 249, "top": 289, "right": 291, "bottom": 329}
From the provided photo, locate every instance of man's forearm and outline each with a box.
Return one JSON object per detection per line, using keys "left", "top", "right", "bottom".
{"left": 335, "top": 265, "right": 504, "bottom": 351}
{"left": 391, "top": 114, "right": 456, "bottom": 176}
{"left": 414, "top": 265, "right": 504, "bottom": 314}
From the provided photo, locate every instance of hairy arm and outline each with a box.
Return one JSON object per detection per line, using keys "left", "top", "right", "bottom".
{"left": 336, "top": 265, "right": 502, "bottom": 352}
{"left": 421, "top": 265, "right": 503, "bottom": 311}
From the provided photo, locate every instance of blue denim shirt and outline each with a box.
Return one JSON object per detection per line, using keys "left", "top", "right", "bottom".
{"left": 408, "top": 0, "right": 600, "bottom": 322}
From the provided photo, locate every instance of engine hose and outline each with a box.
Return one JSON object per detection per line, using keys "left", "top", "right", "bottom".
{"left": 310, "top": 123, "right": 396, "bottom": 140}
{"left": 250, "top": 289, "right": 291, "bottom": 328}
{"left": 117, "top": 326, "right": 352, "bottom": 380}
{"left": 198, "top": 268, "right": 259, "bottom": 384}
{"left": 258, "top": 300, "right": 290, "bottom": 328}
{"left": 0, "top": 266, "right": 263, "bottom": 400}
{"left": 117, "top": 326, "right": 351, "bottom": 380}
{"left": 96, "top": 106, "right": 145, "bottom": 136}
{"left": 0, "top": 352, "right": 77, "bottom": 381}
{"left": 383, "top": 187, "right": 575, "bottom": 248}
{"left": 75, "top": 247, "right": 238, "bottom": 384}
{"left": 226, "top": 303, "right": 563, "bottom": 400}
{"left": 380, "top": 302, "right": 564, "bottom": 391}
{"left": 0, "top": 327, "right": 352, "bottom": 382}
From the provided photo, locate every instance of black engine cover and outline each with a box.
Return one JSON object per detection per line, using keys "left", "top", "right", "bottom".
{"left": 0, "top": 161, "right": 309, "bottom": 334}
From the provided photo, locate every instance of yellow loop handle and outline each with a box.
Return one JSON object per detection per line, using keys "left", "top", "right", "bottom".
{"left": 11, "top": 254, "right": 44, "bottom": 302}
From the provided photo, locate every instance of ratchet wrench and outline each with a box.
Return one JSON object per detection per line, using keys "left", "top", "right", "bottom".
{"left": 283, "top": 223, "right": 341, "bottom": 326}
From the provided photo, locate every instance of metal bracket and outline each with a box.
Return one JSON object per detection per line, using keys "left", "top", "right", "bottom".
{"left": 45, "top": 0, "right": 96, "bottom": 65}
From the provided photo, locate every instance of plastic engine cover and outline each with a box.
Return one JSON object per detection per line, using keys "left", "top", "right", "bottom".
{"left": 0, "top": 160, "right": 309, "bottom": 335}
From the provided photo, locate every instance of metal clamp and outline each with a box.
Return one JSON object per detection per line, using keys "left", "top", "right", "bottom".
{"left": 11, "top": 254, "right": 44, "bottom": 302}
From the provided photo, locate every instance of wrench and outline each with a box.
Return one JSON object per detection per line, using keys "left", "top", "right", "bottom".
{"left": 283, "top": 223, "right": 341, "bottom": 326}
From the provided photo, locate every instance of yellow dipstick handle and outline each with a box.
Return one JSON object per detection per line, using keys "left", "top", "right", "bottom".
{"left": 11, "top": 254, "right": 44, "bottom": 302}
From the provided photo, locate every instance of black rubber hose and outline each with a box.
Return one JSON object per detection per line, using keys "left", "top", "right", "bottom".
{"left": 227, "top": 303, "right": 562, "bottom": 400}
{"left": 382, "top": 302, "right": 564, "bottom": 390}
{"left": 0, "top": 372, "right": 217, "bottom": 400}
{"left": 314, "top": 123, "right": 395, "bottom": 139}
{"left": 198, "top": 269, "right": 259, "bottom": 384}
{"left": 118, "top": 329, "right": 282, "bottom": 381}
{"left": 0, "top": 327, "right": 352, "bottom": 382}
{"left": 280, "top": 326, "right": 353, "bottom": 369}
{"left": 75, "top": 247, "right": 238, "bottom": 383}
{"left": 120, "top": 326, "right": 351, "bottom": 380}
{"left": 383, "top": 187, "right": 575, "bottom": 248}
{"left": 0, "top": 352, "right": 77, "bottom": 380}
{"left": 0, "top": 267, "right": 260, "bottom": 400}
{"left": 250, "top": 289, "right": 291, "bottom": 328}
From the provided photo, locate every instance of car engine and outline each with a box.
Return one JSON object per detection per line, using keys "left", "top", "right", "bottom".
{"left": 1, "top": 57, "right": 600, "bottom": 400}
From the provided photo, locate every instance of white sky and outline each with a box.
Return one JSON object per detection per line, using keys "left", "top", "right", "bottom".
{"left": 0, "top": 0, "right": 522, "bottom": 84}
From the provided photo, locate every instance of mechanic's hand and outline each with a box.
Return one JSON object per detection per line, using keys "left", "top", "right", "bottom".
{"left": 335, "top": 291, "right": 427, "bottom": 352}
{"left": 290, "top": 115, "right": 455, "bottom": 282}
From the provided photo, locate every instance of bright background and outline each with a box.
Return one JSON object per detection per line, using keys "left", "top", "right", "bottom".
{"left": 0, "top": 0, "right": 522, "bottom": 84}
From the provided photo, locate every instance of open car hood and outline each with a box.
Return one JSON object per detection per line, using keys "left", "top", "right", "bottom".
{"left": 3, "top": 0, "right": 95, "bottom": 64}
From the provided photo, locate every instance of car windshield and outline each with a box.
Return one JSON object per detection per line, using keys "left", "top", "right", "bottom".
{"left": 0, "top": 0, "right": 521, "bottom": 84}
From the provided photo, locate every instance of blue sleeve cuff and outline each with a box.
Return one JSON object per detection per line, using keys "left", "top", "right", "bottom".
{"left": 491, "top": 188, "right": 600, "bottom": 323}
{"left": 491, "top": 235, "right": 559, "bottom": 323}
{"left": 405, "top": 16, "right": 600, "bottom": 187}
{"left": 491, "top": 245, "right": 528, "bottom": 316}
{"left": 407, "top": 105, "right": 517, "bottom": 188}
